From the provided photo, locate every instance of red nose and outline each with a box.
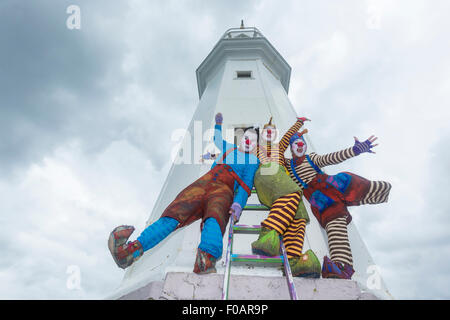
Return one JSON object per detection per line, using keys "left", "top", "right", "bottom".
{"left": 267, "top": 129, "right": 272, "bottom": 134}
{"left": 297, "top": 141, "right": 304, "bottom": 147}
{"left": 245, "top": 139, "right": 250, "bottom": 145}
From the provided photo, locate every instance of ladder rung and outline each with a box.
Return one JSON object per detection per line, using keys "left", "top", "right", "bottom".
{"left": 231, "top": 254, "right": 283, "bottom": 264}
{"left": 251, "top": 189, "right": 257, "bottom": 194}
{"left": 233, "top": 224, "right": 261, "bottom": 233}
{"left": 244, "top": 204, "right": 269, "bottom": 211}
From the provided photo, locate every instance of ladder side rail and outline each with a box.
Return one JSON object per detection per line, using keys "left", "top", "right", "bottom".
{"left": 221, "top": 216, "right": 235, "bottom": 300}
{"left": 280, "top": 238, "right": 298, "bottom": 300}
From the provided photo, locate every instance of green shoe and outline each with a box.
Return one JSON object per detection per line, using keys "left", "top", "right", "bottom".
{"left": 288, "top": 249, "right": 321, "bottom": 278}
{"left": 251, "top": 227, "right": 280, "bottom": 256}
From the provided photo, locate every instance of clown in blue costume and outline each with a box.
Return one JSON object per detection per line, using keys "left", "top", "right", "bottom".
{"left": 108, "top": 113, "right": 259, "bottom": 274}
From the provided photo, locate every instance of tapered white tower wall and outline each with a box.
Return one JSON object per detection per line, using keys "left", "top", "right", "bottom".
{"left": 107, "top": 27, "right": 392, "bottom": 300}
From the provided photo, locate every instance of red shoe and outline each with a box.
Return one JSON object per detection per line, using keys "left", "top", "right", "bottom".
{"left": 321, "top": 256, "right": 355, "bottom": 280}
{"left": 193, "top": 248, "right": 217, "bottom": 274}
{"left": 108, "top": 225, "right": 143, "bottom": 269}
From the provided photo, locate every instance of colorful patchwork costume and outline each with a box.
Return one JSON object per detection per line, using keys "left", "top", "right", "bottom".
{"left": 251, "top": 117, "right": 321, "bottom": 278}
{"left": 108, "top": 115, "right": 259, "bottom": 274}
{"left": 286, "top": 128, "right": 392, "bottom": 279}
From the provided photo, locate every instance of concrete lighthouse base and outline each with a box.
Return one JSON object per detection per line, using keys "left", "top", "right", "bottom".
{"left": 117, "top": 272, "right": 379, "bottom": 300}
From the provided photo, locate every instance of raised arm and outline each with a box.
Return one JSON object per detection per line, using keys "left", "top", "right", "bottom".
{"left": 214, "top": 112, "right": 234, "bottom": 153}
{"left": 234, "top": 162, "right": 258, "bottom": 207}
{"left": 310, "top": 147, "right": 356, "bottom": 168}
{"left": 229, "top": 160, "right": 259, "bottom": 222}
{"left": 279, "top": 117, "right": 309, "bottom": 153}
{"left": 311, "top": 135, "right": 378, "bottom": 168}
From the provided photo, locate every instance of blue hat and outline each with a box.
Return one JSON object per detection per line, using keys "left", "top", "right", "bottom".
{"left": 289, "top": 129, "right": 308, "bottom": 146}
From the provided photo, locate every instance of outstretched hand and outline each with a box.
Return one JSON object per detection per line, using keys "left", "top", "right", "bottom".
{"left": 215, "top": 113, "right": 223, "bottom": 125}
{"left": 200, "top": 152, "right": 217, "bottom": 163}
{"left": 229, "top": 202, "right": 242, "bottom": 223}
{"left": 297, "top": 117, "right": 310, "bottom": 123}
{"left": 352, "top": 135, "right": 378, "bottom": 155}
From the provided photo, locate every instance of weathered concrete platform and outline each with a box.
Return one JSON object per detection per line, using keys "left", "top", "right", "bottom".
{"left": 118, "top": 272, "right": 378, "bottom": 300}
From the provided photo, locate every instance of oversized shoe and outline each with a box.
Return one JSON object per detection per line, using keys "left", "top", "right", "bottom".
{"left": 251, "top": 227, "right": 281, "bottom": 256}
{"left": 193, "top": 248, "right": 217, "bottom": 274}
{"left": 321, "top": 256, "right": 355, "bottom": 280}
{"left": 288, "top": 249, "right": 321, "bottom": 278}
{"left": 108, "top": 225, "right": 144, "bottom": 269}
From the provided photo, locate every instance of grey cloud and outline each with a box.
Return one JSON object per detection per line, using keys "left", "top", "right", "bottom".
{"left": 0, "top": 0, "right": 257, "bottom": 177}
{"left": 0, "top": 0, "right": 128, "bottom": 176}
{"left": 1, "top": 0, "right": 450, "bottom": 300}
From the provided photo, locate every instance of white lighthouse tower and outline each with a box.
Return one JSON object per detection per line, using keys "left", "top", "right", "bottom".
{"left": 107, "top": 24, "right": 393, "bottom": 300}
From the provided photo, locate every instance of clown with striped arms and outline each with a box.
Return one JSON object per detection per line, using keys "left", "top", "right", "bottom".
{"left": 285, "top": 121, "right": 392, "bottom": 279}
{"left": 251, "top": 116, "right": 321, "bottom": 278}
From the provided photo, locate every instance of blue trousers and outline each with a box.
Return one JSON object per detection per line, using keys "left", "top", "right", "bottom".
{"left": 137, "top": 217, "right": 223, "bottom": 258}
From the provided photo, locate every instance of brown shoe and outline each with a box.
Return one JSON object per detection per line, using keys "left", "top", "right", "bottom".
{"left": 108, "top": 225, "right": 143, "bottom": 269}
{"left": 193, "top": 248, "right": 217, "bottom": 274}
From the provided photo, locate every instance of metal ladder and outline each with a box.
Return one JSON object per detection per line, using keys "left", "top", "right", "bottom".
{"left": 221, "top": 189, "right": 298, "bottom": 300}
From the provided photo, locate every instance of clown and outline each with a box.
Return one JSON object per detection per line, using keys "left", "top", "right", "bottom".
{"left": 286, "top": 123, "right": 392, "bottom": 279}
{"left": 108, "top": 112, "right": 259, "bottom": 274}
{"left": 251, "top": 116, "right": 321, "bottom": 278}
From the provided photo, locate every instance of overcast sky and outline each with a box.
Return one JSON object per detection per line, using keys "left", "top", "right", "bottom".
{"left": 1, "top": 0, "right": 449, "bottom": 299}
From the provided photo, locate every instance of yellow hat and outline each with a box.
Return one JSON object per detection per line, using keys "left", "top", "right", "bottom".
{"left": 263, "top": 117, "right": 276, "bottom": 129}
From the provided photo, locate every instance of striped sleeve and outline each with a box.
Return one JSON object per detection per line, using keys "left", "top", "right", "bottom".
{"left": 309, "top": 147, "right": 356, "bottom": 168}
{"left": 279, "top": 119, "right": 304, "bottom": 153}
{"left": 255, "top": 145, "right": 266, "bottom": 163}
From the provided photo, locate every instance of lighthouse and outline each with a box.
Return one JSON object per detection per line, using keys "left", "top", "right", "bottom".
{"left": 107, "top": 24, "right": 393, "bottom": 300}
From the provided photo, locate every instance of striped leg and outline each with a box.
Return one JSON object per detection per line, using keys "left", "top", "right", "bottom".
{"left": 359, "top": 180, "right": 392, "bottom": 205}
{"left": 261, "top": 192, "right": 301, "bottom": 235}
{"left": 283, "top": 218, "right": 306, "bottom": 259}
{"left": 325, "top": 217, "right": 353, "bottom": 266}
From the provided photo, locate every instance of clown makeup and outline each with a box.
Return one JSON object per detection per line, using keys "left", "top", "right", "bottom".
{"left": 291, "top": 138, "right": 307, "bottom": 158}
{"left": 239, "top": 129, "right": 258, "bottom": 153}
{"left": 261, "top": 125, "right": 278, "bottom": 143}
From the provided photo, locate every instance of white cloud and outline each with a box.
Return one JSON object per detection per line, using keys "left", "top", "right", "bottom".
{"left": 1, "top": 0, "right": 449, "bottom": 299}
{"left": 0, "top": 139, "right": 170, "bottom": 299}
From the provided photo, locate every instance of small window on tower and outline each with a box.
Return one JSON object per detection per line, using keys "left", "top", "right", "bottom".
{"left": 236, "top": 71, "right": 252, "bottom": 79}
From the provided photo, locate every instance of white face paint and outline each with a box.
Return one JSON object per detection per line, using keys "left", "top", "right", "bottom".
{"left": 291, "top": 138, "right": 307, "bottom": 157}
{"left": 261, "top": 126, "right": 278, "bottom": 143}
{"left": 240, "top": 130, "right": 258, "bottom": 153}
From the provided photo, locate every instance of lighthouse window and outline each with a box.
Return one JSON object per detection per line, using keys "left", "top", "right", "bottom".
{"left": 236, "top": 71, "right": 252, "bottom": 79}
